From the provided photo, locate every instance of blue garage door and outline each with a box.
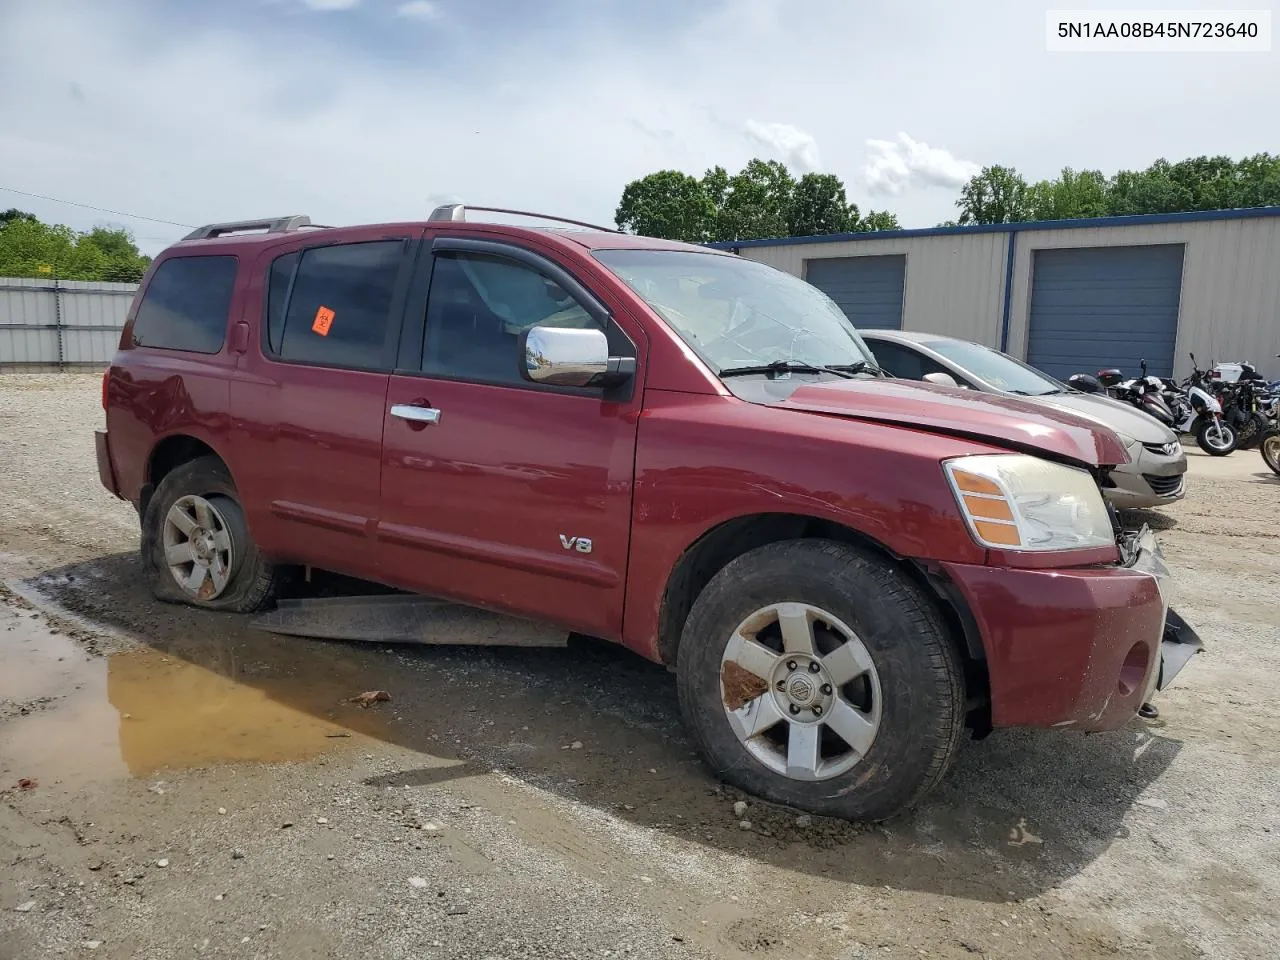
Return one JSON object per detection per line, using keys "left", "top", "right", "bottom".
{"left": 804, "top": 255, "right": 906, "bottom": 330}
{"left": 1026, "top": 244, "right": 1184, "bottom": 380}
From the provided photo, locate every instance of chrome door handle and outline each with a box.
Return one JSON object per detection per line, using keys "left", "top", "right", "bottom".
{"left": 390, "top": 404, "right": 441, "bottom": 424}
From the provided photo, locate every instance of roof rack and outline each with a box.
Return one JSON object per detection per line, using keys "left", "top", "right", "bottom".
{"left": 428, "top": 203, "right": 620, "bottom": 234}
{"left": 182, "top": 216, "right": 324, "bottom": 242}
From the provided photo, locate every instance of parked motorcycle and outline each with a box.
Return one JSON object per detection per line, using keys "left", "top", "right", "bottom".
{"left": 1093, "top": 363, "right": 1177, "bottom": 426}
{"left": 1262, "top": 427, "right": 1280, "bottom": 477}
{"left": 1215, "top": 373, "right": 1270, "bottom": 451}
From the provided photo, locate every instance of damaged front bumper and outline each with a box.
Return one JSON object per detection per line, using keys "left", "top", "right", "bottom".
{"left": 1121, "top": 524, "right": 1204, "bottom": 698}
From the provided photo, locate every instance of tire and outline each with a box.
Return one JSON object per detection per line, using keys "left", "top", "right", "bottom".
{"left": 676, "top": 539, "right": 965, "bottom": 823}
{"left": 1262, "top": 428, "right": 1280, "bottom": 477}
{"left": 141, "top": 455, "right": 277, "bottom": 612}
{"left": 1194, "top": 417, "right": 1237, "bottom": 457}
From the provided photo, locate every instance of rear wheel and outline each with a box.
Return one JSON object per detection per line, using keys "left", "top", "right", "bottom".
{"left": 1262, "top": 428, "right": 1280, "bottom": 477}
{"left": 676, "top": 539, "right": 965, "bottom": 822}
{"left": 142, "top": 456, "right": 278, "bottom": 612}
{"left": 1195, "top": 417, "right": 1236, "bottom": 456}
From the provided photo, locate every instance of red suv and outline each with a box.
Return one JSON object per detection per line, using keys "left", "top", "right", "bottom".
{"left": 96, "top": 206, "right": 1201, "bottom": 820}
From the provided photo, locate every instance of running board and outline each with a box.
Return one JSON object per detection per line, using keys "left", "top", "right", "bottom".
{"left": 249, "top": 595, "right": 568, "bottom": 648}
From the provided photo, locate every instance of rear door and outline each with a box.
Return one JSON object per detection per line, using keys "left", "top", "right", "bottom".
{"left": 229, "top": 232, "right": 416, "bottom": 581}
{"left": 374, "top": 235, "right": 643, "bottom": 638}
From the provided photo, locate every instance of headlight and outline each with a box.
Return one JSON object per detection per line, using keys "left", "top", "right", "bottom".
{"left": 943, "top": 454, "right": 1114, "bottom": 552}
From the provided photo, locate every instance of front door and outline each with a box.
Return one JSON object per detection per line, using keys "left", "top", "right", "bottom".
{"left": 376, "top": 236, "right": 643, "bottom": 639}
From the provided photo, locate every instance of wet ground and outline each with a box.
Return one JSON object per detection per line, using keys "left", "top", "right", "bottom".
{"left": 2, "top": 373, "right": 1279, "bottom": 960}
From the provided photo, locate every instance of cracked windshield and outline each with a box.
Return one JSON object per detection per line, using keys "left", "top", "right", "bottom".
{"left": 595, "top": 249, "right": 877, "bottom": 374}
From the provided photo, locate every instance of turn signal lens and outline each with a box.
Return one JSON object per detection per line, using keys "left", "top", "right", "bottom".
{"left": 944, "top": 455, "right": 1113, "bottom": 553}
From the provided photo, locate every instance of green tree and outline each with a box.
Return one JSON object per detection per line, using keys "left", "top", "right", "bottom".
{"left": 715, "top": 159, "right": 795, "bottom": 242}
{"left": 1235, "top": 153, "right": 1280, "bottom": 207}
{"left": 956, "top": 165, "right": 1031, "bottom": 225}
{"left": 1027, "top": 168, "right": 1109, "bottom": 221}
{"left": 0, "top": 215, "right": 150, "bottom": 282}
{"left": 614, "top": 170, "right": 716, "bottom": 242}
{"left": 856, "top": 210, "right": 902, "bottom": 232}
{"left": 1105, "top": 160, "right": 1183, "bottom": 216}
{"left": 786, "top": 173, "right": 856, "bottom": 237}
{"left": 1, "top": 208, "right": 38, "bottom": 227}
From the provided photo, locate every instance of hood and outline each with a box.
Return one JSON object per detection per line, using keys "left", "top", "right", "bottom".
{"left": 779, "top": 379, "right": 1131, "bottom": 468}
{"left": 1030, "top": 392, "right": 1178, "bottom": 446}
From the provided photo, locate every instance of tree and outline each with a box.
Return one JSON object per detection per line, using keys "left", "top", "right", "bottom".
{"left": 1, "top": 208, "right": 38, "bottom": 227}
{"left": 956, "top": 165, "right": 1031, "bottom": 225}
{"left": 856, "top": 210, "right": 901, "bottom": 232}
{"left": 1027, "top": 168, "right": 1109, "bottom": 221}
{"left": 1235, "top": 153, "right": 1280, "bottom": 207}
{"left": 614, "top": 170, "right": 716, "bottom": 243}
{"left": 786, "top": 173, "right": 856, "bottom": 237}
{"left": 715, "top": 159, "right": 795, "bottom": 242}
{"left": 0, "top": 215, "right": 151, "bottom": 282}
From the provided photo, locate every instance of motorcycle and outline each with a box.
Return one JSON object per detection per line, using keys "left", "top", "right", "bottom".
{"left": 1093, "top": 362, "right": 1177, "bottom": 426}
{"left": 1262, "top": 426, "right": 1280, "bottom": 477}
{"left": 1181, "top": 354, "right": 1238, "bottom": 456}
{"left": 1213, "top": 373, "right": 1270, "bottom": 451}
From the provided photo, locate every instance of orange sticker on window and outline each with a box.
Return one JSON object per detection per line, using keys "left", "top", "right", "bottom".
{"left": 312, "top": 306, "right": 335, "bottom": 336}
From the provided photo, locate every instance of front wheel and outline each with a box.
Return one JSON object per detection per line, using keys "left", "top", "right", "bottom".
{"left": 676, "top": 539, "right": 965, "bottom": 822}
{"left": 1195, "top": 417, "right": 1237, "bottom": 456}
{"left": 1261, "top": 428, "right": 1280, "bottom": 477}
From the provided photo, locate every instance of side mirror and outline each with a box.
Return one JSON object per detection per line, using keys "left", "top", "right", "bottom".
{"left": 922, "top": 371, "right": 959, "bottom": 388}
{"left": 520, "top": 325, "right": 634, "bottom": 388}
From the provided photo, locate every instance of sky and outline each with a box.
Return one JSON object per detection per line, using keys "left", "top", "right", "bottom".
{"left": 0, "top": 0, "right": 1277, "bottom": 254}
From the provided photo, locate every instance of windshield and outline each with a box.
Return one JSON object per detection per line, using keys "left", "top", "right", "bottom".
{"left": 592, "top": 249, "right": 876, "bottom": 374}
{"left": 926, "top": 339, "right": 1067, "bottom": 396}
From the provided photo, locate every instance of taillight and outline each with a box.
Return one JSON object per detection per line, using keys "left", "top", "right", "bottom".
{"left": 101, "top": 369, "right": 109, "bottom": 411}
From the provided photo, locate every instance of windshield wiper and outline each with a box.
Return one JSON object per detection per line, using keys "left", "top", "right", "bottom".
{"left": 718, "top": 359, "right": 857, "bottom": 380}
{"left": 829, "top": 360, "right": 885, "bottom": 377}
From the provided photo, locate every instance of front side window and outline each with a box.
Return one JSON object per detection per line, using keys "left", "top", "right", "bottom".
{"left": 421, "top": 252, "right": 598, "bottom": 386}
{"left": 131, "top": 255, "right": 238, "bottom": 354}
{"left": 593, "top": 249, "right": 876, "bottom": 375}
{"left": 866, "top": 341, "right": 955, "bottom": 381}
{"left": 271, "top": 240, "right": 405, "bottom": 370}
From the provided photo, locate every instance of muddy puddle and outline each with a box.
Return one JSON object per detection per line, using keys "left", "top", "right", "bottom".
{"left": 0, "top": 601, "right": 389, "bottom": 789}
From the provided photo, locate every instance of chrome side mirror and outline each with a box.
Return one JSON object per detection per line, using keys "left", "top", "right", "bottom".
{"left": 923, "top": 371, "right": 959, "bottom": 388}
{"left": 520, "top": 325, "right": 633, "bottom": 388}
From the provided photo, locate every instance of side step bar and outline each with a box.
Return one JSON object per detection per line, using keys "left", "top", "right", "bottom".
{"left": 249, "top": 595, "right": 567, "bottom": 648}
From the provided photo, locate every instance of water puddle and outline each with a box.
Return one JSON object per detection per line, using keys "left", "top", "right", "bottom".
{"left": 0, "top": 601, "right": 390, "bottom": 788}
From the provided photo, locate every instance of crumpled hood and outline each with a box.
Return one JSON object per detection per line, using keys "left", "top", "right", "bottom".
{"left": 1030, "top": 392, "right": 1179, "bottom": 446}
{"left": 779, "top": 379, "right": 1131, "bottom": 468}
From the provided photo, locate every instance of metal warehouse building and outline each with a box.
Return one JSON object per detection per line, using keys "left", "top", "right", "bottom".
{"left": 716, "top": 206, "right": 1280, "bottom": 381}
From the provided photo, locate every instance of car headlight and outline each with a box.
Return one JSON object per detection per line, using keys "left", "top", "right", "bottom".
{"left": 943, "top": 454, "right": 1114, "bottom": 552}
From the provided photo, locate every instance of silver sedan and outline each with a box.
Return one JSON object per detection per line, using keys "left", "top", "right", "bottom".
{"left": 861, "top": 330, "right": 1187, "bottom": 510}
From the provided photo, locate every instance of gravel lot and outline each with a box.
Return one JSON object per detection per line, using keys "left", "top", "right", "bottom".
{"left": 1, "top": 372, "right": 1278, "bottom": 960}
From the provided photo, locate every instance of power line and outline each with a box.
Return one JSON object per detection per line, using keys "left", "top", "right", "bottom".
{"left": 0, "top": 186, "right": 193, "bottom": 229}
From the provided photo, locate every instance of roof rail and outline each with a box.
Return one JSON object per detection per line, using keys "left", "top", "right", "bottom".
{"left": 182, "top": 216, "right": 319, "bottom": 242}
{"left": 428, "top": 204, "right": 620, "bottom": 234}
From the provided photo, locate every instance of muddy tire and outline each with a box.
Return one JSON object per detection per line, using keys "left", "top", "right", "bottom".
{"left": 1194, "top": 417, "right": 1236, "bottom": 456}
{"left": 141, "top": 455, "right": 277, "bottom": 613}
{"left": 676, "top": 539, "right": 965, "bottom": 822}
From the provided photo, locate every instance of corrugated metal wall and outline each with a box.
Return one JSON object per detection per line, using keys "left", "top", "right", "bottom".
{"left": 736, "top": 232, "right": 1010, "bottom": 347}
{"left": 734, "top": 214, "right": 1280, "bottom": 379}
{"left": 0, "top": 278, "right": 136, "bottom": 368}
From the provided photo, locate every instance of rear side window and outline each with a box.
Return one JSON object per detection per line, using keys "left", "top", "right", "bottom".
{"left": 269, "top": 241, "right": 404, "bottom": 371}
{"left": 131, "top": 256, "right": 238, "bottom": 354}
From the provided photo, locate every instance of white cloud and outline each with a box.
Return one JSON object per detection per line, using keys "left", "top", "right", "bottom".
{"left": 299, "top": 0, "right": 360, "bottom": 10}
{"left": 862, "top": 132, "right": 981, "bottom": 196}
{"left": 395, "top": 0, "right": 438, "bottom": 20}
{"left": 744, "top": 120, "right": 821, "bottom": 173}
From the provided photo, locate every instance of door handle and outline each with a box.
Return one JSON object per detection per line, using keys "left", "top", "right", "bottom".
{"left": 390, "top": 404, "right": 441, "bottom": 425}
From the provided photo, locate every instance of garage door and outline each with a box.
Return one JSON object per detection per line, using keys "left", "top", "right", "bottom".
{"left": 1026, "top": 244, "right": 1184, "bottom": 380}
{"left": 804, "top": 255, "right": 906, "bottom": 330}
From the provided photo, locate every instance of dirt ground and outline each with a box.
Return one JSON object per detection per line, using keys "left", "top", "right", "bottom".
{"left": 1, "top": 372, "right": 1277, "bottom": 960}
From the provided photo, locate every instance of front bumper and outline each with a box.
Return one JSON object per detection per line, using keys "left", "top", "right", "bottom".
{"left": 942, "top": 526, "right": 1202, "bottom": 732}
{"left": 1104, "top": 442, "right": 1188, "bottom": 508}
